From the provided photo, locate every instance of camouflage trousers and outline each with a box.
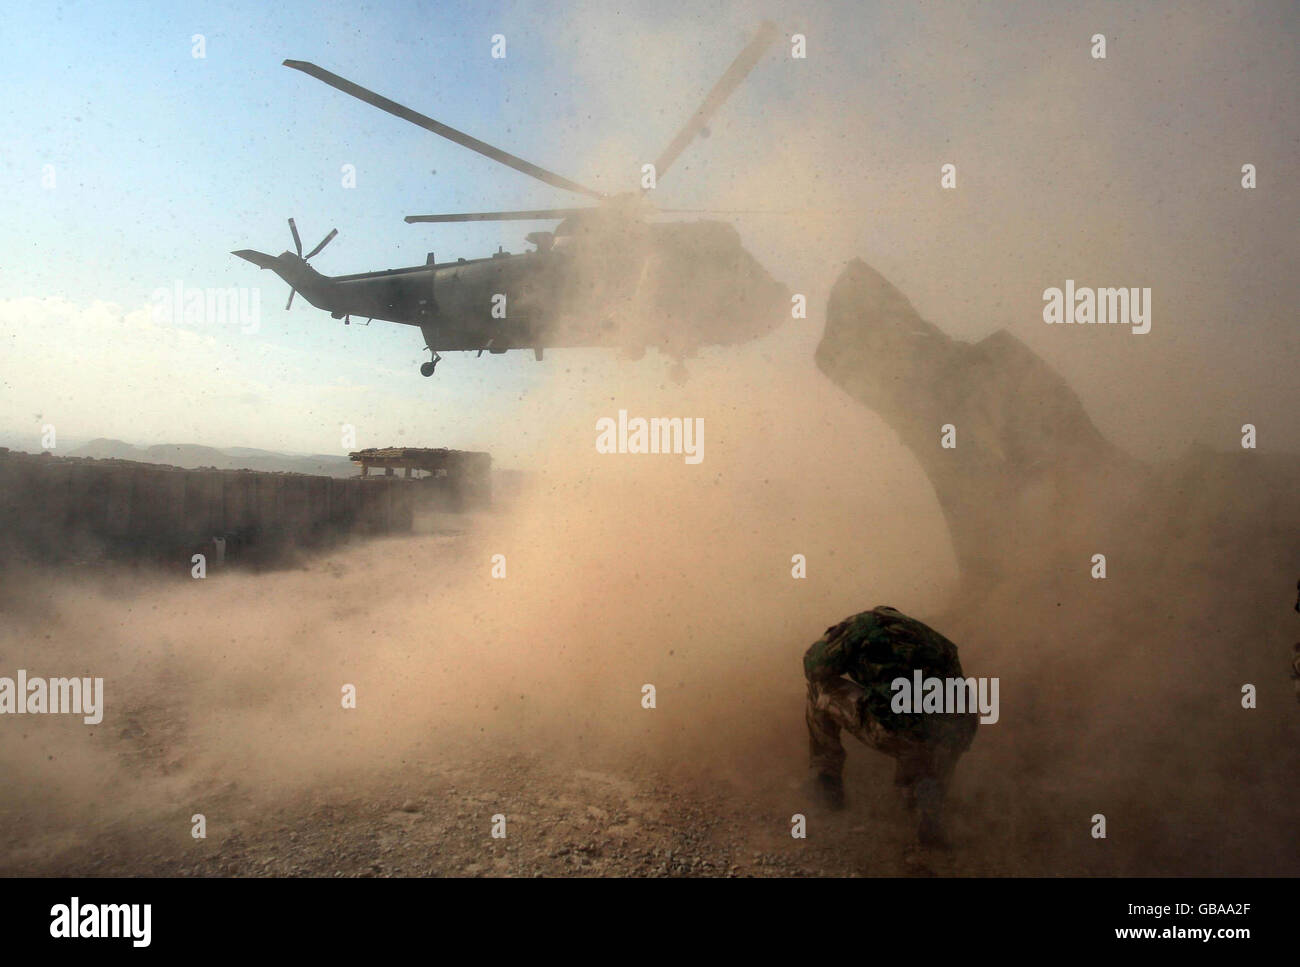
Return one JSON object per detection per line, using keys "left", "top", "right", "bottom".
{"left": 806, "top": 677, "right": 976, "bottom": 822}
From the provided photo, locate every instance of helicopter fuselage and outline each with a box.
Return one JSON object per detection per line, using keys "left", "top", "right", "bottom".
{"left": 236, "top": 218, "right": 788, "bottom": 369}
{"left": 308, "top": 249, "right": 553, "bottom": 350}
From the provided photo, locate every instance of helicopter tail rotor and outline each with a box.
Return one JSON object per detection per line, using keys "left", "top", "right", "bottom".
{"left": 283, "top": 218, "right": 338, "bottom": 309}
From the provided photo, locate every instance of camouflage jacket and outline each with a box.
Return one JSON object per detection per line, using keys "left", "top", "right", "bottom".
{"left": 803, "top": 606, "right": 971, "bottom": 738}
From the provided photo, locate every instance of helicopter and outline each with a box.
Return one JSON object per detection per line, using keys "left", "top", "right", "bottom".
{"left": 233, "top": 22, "right": 788, "bottom": 379}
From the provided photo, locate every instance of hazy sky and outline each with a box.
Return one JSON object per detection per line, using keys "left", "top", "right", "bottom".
{"left": 2, "top": 0, "right": 1296, "bottom": 464}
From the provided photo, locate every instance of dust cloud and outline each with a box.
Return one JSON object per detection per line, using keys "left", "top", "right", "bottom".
{"left": 5, "top": 290, "right": 1295, "bottom": 875}
{"left": 0, "top": 343, "right": 958, "bottom": 868}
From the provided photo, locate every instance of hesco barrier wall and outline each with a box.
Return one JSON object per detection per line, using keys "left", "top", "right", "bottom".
{"left": 0, "top": 449, "right": 421, "bottom": 566}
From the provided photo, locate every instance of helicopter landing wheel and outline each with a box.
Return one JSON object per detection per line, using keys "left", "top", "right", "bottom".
{"left": 420, "top": 352, "right": 442, "bottom": 377}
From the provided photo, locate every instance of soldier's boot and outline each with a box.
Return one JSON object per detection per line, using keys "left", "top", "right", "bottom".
{"left": 894, "top": 760, "right": 920, "bottom": 814}
{"left": 814, "top": 772, "right": 846, "bottom": 811}
{"left": 914, "top": 777, "right": 951, "bottom": 850}
{"left": 917, "top": 812, "right": 951, "bottom": 850}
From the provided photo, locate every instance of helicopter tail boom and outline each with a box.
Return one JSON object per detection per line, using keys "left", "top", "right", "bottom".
{"left": 231, "top": 249, "right": 280, "bottom": 271}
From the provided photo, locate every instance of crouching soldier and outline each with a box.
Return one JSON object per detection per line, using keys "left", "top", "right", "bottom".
{"left": 803, "top": 606, "right": 978, "bottom": 848}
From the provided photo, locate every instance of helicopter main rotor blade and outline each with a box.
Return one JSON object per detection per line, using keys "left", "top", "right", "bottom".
{"left": 288, "top": 217, "right": 303, "bottom": 256}
{"left": 655, "top": 207, "right": 801, "bottom": 215}
{"left": 304, "top": 227, "right": 338, "bottom": 259}
{"left": 405, "top": 208, "right": 596, "bottom": 223}
{"left": 651, "top": 21, "right": 779, "bottom": 185}
{"left": 284, "top": 60, "right": 607, "bottom": 201}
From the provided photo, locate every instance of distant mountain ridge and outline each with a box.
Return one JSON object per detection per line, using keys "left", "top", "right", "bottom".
{"left": 64, "top": 438, "right": 357, "bottom": 477}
